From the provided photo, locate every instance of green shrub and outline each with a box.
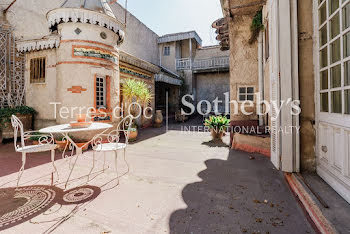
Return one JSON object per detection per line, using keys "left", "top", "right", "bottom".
{"left": 204, "top": 116, "right": 230, "bottom": 133}
{"left": 0, "top": 106, "right": 37, "bottom": 127}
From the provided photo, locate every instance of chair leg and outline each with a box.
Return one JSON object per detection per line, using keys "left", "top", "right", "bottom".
{"left": 51, "top": 149, "right": 59, "bottom": 185}
{"left": 88, "top": 151, "right": 96, "bottom": 182}
{"left": 114, "top": 151, "right": 119, "bottom": 185}
{"left": 17, "top": 152, "right": 26, "bottom": 189}
{"left": 102, "top": 152, "right": 107, "bottom": 172}
{"left": 123, "top": 148, "right": 129, "bottom": 173}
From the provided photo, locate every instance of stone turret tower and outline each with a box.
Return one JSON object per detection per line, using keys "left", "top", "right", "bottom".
{"left": 18, "top": 0, "right": 125, "bottom": 126}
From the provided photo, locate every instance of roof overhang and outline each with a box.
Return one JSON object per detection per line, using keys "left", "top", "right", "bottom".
{"left": 120, "top": 50, "right": 160, "bottom": 74}
{"left": 17, "top": 35, "right": 60, "bottom": 52}
{"left": 158, "top": 31, "right": 202, "bottom": 46}
{"left": 155, "top": 74, "right": 182, "bottom": 86}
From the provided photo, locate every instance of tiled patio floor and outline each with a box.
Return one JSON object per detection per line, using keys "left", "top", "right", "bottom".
{"left": 0, "top": 119, "right": 314, "bottom": 233}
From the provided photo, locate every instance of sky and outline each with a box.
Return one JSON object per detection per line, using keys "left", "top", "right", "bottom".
{"left": 118, "top": 0, "right": 223, "bottom": 46}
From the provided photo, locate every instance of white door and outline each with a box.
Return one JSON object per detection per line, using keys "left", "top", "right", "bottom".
{"left": 269, "top": 0, "right": 281, "bottom": 170}
{"left": 315, "top": 0, "right": 350, "bottom": 204}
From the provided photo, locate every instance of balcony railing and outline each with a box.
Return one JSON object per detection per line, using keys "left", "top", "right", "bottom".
{"left": 175, "top": 56, "right": 230, "bottom": 71}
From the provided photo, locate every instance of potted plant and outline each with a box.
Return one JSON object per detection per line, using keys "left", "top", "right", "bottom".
{"left": 55, "top": 135, "right": 69, "bottom": 151}
{"left": 128, "top": 124, "right": 138, "bottom": 142}
{"left": 122, "top": 79, "right": 153, "bottom": 127}
{"left": 205, "top": 116, "right": 230, "bottom": 140}
{"left": 0, "top": 106, "right": 37, "bottom": 141}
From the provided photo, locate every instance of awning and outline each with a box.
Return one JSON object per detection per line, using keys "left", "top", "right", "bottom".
{"left": 155, "top": 74, "right": 182, "bottom": 86}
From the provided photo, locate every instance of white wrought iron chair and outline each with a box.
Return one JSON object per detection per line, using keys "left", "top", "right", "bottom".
{"left": 11, "top": 115, "right": 58, "bottom": 188}
{"left": 89, "top": 115, "right": 134, "bottom": 181}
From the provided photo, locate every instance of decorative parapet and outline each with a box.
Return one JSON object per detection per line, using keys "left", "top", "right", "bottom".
{"left": 17, "top": 36, "right": 60, "bottom": 52}
{"left": 155, "top": 74, "right": 182, "bottom": 86}
{"left": 47, "top": 8, "right": 125, "bottom": 44}
{"left": 119, "top": 50, "right": 160, "bottom": 74}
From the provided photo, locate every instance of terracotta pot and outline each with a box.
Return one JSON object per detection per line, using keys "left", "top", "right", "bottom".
{"left": 129, "top": 130, "right": 138, "bottom": 141}
{"left": 211, "top": 129, "right": 224, "bottom": 140}
{"left": 32, "top": 140, "right": 39, "bottom": 145}
{"left": 154, "top": 110, "right": 163, "bottom": 124}
{"left": 76, "top": 114, "right": 87, "bottom": 123}
{"left": 56, "top": 140, "right": 68, "bottom": 151}
{"left": 76, "top": 142, "right": 89, "bottom": 151}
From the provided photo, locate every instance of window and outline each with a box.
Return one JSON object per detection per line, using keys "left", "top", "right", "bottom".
{"left": 163, "top": 46, "right": 170, "bottom": 56}
{"left": 96, "top": 76, "right": 107, "bottom": 109}
{"left": 318, "top": 0, "right": 350, "bottom": 114}
{"left": 30, "top": 57, "right": 46, "bottom": 83}
{"left": 238, "top": 87, "right": 254, "bottom": 101}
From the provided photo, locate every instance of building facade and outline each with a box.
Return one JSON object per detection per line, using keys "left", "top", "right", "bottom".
{"left": 216, "top": 0, "right": 350, "bottom": 204}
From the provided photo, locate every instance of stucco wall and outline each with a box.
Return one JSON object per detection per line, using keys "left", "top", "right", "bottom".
{"left": 2, "top": 1, "right": 159, "bottom": 68}
{"left": 1, "top": 0, "right": 64, "bottom": 40}
{"left": 159, "top": 41, "right": 177, "bottom": 73}
{"left": 228, "top": 15, "right": 259, "bottom": 121}
{"left": 195, "top": 45, "right": 229, "bottom": 59}
{"left": 196, "top": 72, "right": 230, "bottom": 114}
{"left": 25, "top": 49, "right": 58, "bottom": 129}
{"left": 110, "top": 3, "right": 159, "bottom": 66}
{"left": 298, "top": 0, "right": 316, "bottom": 172}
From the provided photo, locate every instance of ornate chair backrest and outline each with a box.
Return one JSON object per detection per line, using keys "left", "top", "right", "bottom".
{"left": 106, "top": 115, "right": 134, "bottom": 145}
{"left": 11, "top": 115, "right": 25, "bottom": 151}
{"left": 117, "top": 115, "right": 134, "bottom": 145}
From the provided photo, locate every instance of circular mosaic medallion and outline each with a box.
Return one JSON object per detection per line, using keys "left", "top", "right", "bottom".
{"left": 0, "top": 186, "right": 58, "bottom": 231}
{"left": 61, "top": 186, "right": 101, "bottom": 205}
{"left": 100, "top": 32, "right": 107, "bottom": 39}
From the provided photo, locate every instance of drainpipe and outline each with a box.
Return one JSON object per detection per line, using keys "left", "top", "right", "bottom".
{"left": 3, "top": 0, "right": 17, "bottom": 15}
{"left": 258, "top": 31, "right": 264, "bottom": 126}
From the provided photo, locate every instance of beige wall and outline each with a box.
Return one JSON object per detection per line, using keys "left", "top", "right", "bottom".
{"left": 159, "top": 41, "right": 177, "bottom": 73}
{"left": 1, "top": 0, "right": 64, "bottom": 40}
{"left": 181, "top": 39, "right": 197, "bottom": 59}
{"left": 25, "top": 49, "right": 58, "bottom": 129}
{"left": 2, "top": 0, "right": 159, "bottom": 67}
{"left": 298, "top": 0, "right": 316, "bottom": 172}
{"left": 228, "top": 15, "right": 259, "bottom": 121}
{"left": 195, "top": 45, "right": 229, "bottom": 59}
{"left": 110, "top": 3, "right": 159, "bottom": 66}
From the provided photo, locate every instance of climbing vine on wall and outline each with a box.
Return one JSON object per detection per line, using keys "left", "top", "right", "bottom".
{"left": 249, "top": 10, "right": 264, "bottom": 44}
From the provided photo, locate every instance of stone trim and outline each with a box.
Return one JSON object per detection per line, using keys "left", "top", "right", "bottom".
{"left": 67, "top": 86, "right": 87, "bottom": 93}
{"left": 61, "top": 39, "right": 115, "bottom": 50}
{"left": 56, "top": 61, "right": 117, "bottom": 70}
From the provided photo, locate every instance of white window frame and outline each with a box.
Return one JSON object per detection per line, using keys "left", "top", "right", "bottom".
{"left": 237, "top": 86, "right": 255, "bottom": 102}
{"left": 96, "top": 75, "right": 107, "bottom": 109}
{"left": 316, "top": 0, "right": 350, "bottom": 127}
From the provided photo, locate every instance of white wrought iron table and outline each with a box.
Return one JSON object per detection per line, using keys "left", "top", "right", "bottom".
{"left": 39, "top": 122, "right": 113, "bottom": 189}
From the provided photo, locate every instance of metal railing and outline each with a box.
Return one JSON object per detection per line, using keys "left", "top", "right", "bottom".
{"left": 175, "top": 58, "right": 192, "bottom": 70}
{"left": 175, "top": 56, "right": 230, "bottom": 71}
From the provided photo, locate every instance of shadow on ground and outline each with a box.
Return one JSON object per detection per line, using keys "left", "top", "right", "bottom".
{"left": 169, "top": 150, "right": 315, "bottom": 234}
{"left": 201, "top": 139, "right": 229, "bottom": 148}
{"left": 0, "top": 185, "right": 101, "bottom": 231}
